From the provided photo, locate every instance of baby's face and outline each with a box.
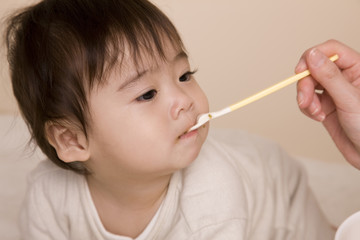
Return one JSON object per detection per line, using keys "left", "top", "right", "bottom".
{"left": 85, "top": 41, "right": 209, "bottom": 178}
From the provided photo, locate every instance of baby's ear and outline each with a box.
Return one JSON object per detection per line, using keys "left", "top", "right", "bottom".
{"left": 45, "top": 121, "right": 90, "bottom": 163}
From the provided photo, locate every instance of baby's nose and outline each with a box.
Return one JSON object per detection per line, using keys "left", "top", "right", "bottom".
{"left": 169, "top": 87, "right": 194, "bottom": 120}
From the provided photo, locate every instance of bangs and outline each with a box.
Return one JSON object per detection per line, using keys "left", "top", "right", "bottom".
{"left": 86, "top": 0, "right": 186, "bottom": 87}
{"left": 102, "top": 19, "right": 186, "bottom": 85}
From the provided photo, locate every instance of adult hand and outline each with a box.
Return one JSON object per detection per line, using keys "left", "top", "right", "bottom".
{"left": 296, "top": 39, "right": 360, "bottom": 169}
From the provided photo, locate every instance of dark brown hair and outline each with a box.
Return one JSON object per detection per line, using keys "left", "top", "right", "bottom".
{"left": 5, "top": 0, "right": 184, "bottom": 174}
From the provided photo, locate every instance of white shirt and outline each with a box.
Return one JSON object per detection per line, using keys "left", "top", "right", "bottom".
{"left": 19, "top": 129, "right": 335, "bottom": 239}
{"left": 335, "top": 211, "right": 360, "bottom": 240}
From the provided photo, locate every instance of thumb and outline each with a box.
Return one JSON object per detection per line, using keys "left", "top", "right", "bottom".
{"left": 307, "top": 48, "right": 355, "bottom": 107}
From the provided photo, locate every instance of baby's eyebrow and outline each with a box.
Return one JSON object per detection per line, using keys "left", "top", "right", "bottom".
{"left": 117, "top": 50, "right": 188, "bottom": 91}
{"left": 117, "top": 69, "right": 148, "bottom": 91}
{"left": 173, "top": 51, "right": 188, "bottom": 62}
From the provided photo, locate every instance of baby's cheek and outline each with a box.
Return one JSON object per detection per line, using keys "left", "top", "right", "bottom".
{"left": 198, "top": 89, "right": 209, "bottom": 112}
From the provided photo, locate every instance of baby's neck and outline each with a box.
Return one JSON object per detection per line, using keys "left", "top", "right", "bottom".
{"left": 86, "top": 173, "right": 171, "bottom": 237}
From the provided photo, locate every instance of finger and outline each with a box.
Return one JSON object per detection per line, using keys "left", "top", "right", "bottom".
{"left": 309, "top": 92, "right": 326, "bottom": 121}
{"left": 299, "top": 103, "right": 326, "bottom": 122}
{"left": 297, "top": 75, "right": 323, "bottom": 108}
{"left": 295, "top": 56, "right": 307, "bottom": 73}
{"left": 312, "top": 39, "right": 360, "bottom": 71}
{"left": 298, "top": 91, "right": 326, "bottom": 122}
{"left": 306, "top": 48, "right": 355, "bottom": 107}
{"left": 318, "top": 90, "right": 336, "bottom": 116}
{"left": 295, "top": 39, "right": 360, "bottom": 82}
{"left": 297, "top": 77, "right": 313, "bottom": 108}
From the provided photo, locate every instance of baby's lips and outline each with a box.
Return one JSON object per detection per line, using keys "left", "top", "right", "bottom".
{"left": 178, "top": 117, "right": 198, "bottom": 138}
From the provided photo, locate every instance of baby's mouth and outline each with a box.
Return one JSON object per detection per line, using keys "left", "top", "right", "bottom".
{"left": 178, "top": 131, "right": 188, "bottom": 139}
{"left": 178, "top": 117, "right": 201, "bottom": 139}
{"left": 178, "top": 128, "right": 198, "bottom": 140}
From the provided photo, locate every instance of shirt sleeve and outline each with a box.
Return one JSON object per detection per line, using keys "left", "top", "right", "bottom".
{"left": 208, "top": 129, "right": 336, "bottom": 239}
{"left": 278, "top": 148, "right": 335, "bottom": 240}
{"left": 245, "top": 135, "right": 336, "bottom": 239}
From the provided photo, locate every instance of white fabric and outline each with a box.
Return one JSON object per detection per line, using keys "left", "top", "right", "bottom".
{"left": 297, "top": 157, "right": 360, "bottom": 227}
{"left": 335, "top": 211, "right": 360, "bottom": 240}
{"left": 84, "top": 190, "right": 163, "bottom": 240}
{"left": 19, "top": 128, "right": 335, "bottom": 239}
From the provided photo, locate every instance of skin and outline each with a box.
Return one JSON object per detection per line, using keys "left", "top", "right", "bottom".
{"left": 296, "top": 39, "right": 360, "bottom": 170}
{"left": 82, "top": 40, "right": 209, "bottom": 237}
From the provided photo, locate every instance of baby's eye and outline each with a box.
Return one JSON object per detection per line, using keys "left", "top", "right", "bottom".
{"left": 136, "top": 89, "right": 157, "bottom": 101}
{"left": 179, "top": 70, "right": 196, "bottom": 82}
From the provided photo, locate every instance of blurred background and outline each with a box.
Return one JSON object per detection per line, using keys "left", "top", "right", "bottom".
{"left": 2, "top": 0, "right": 360, "bottom": 164}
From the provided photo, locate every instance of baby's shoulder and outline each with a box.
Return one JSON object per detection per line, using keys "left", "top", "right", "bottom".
{"left": 26, "top": 160, "right": 84, "bottom": 199}
{"left": 28, "top": 160, "right": 72, "bottom": 182}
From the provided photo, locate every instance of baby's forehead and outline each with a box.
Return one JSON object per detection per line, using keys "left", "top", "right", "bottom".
{"left": 109, "top": 41, "right": 188, "bottom": 80}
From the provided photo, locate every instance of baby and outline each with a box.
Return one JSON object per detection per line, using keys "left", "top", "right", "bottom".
{"left": 5, "top": 0, "right": 335, "bottom": 239}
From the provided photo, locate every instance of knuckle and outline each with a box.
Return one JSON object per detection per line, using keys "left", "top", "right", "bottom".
{"left": 321, "top": 62, "right": 339, "bottom": 80}
{"left": 325, "top": 39, "right": 338, "bottom": 45}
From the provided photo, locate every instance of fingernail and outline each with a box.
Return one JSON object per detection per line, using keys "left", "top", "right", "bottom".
{"left": 297, "top": 91, "right": 304, "bottom": 106}
{"left": 318, "top": 112, "right": 326, "bottom": 122}
{"left": 310, "top": 102, "right": 319, "bottom": 115}
{"left": 309, "top": 48, "right": 326, "bottom": 68}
